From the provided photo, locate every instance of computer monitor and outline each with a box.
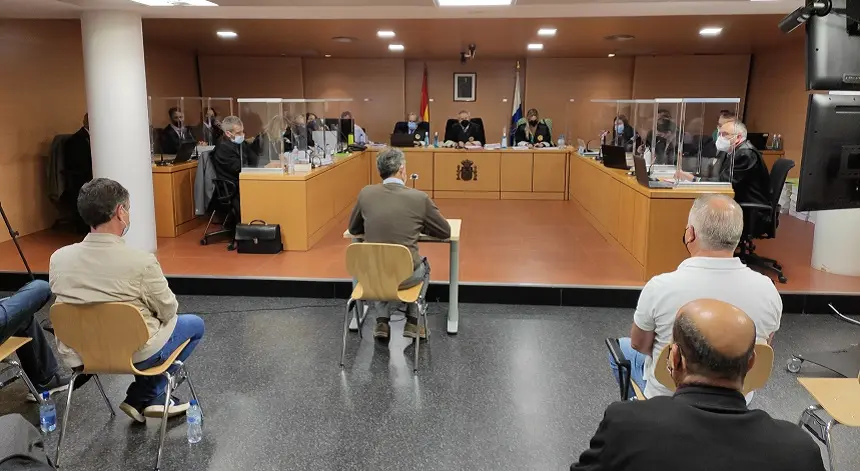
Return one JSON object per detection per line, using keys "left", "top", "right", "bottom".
{"left": 796, "top": 93, "right": 860, "bottom": 211}
{"left": 806, "top": 0, "right": 860, "bottom": 91}
{"left": 324, "top": 118, "right": 355, "bottom": 146}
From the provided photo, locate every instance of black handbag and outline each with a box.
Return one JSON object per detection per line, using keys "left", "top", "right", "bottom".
{"left": 234, "top": 220, "right": 283, "bottom": 254}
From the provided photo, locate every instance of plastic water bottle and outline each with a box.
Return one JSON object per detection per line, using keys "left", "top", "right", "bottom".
{"left": 424, "top": 133, "right": 430, "bottom": 147}
{"left": 558, "top": 134, "right": 566, "bottom": 149}
{"left": 501, "top": 128, "right": 508, "bottom": 149}
{"left": 433, "top": 132, "right": 439, "bottom": 148}
{"left": 187, "top": 400, "right": 202, "bottom": 444}
{"left": 39, "top": 392, "right": 56, "bottom": 433}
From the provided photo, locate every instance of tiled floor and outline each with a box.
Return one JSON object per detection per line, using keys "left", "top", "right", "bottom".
{"left": 2, "top": 199, "right": 860, "bottom": 293}
{"left": 0, "top": 296, "right": 856, "bottom": 471}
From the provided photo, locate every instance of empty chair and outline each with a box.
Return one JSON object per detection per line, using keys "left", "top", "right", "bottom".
{"left": 797, "top": 372, "right": 860, "bottom": 471}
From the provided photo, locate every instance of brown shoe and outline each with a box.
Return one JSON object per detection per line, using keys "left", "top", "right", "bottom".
{"left": 373, "top": 320, "right": 390, "bottom": 340}
{"left": 403, "top": 318, "right": 427, "bottom": 339}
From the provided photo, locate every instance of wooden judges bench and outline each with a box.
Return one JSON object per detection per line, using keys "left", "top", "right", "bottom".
{"left": 367, "top": 147, "right": 569, "bottom": 200}
{"left": 152, "top": 160, "right": 199, "bottom": 238}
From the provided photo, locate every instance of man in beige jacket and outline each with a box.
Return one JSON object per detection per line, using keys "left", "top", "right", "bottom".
{"left": 50, "top": 178, "right": 204, "bottom": 423}
{"left": 348, "top": 148, "right": 451, "bottom": 340}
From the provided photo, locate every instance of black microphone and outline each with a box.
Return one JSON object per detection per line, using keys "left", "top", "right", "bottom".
{"left": 410, "top": 173, "right": 419, "bottom": 188}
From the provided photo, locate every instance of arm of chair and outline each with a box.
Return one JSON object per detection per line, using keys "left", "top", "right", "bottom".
{"left": 605, "top": 338, "right": 631, "bottom": 401}
{"left": 739, "top": 202, "right": 772, "bottom": 212}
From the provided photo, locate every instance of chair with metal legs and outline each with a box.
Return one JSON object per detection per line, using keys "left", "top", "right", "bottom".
{"left": 797, "top": 372, "right": 860, "bottom": 471}
{"left": 0, "top": 337, "right": 42, "bottom": 402}
{"left": 50, "top": 303, "right": 203, "bottom": 471}
{"left": 340, "top": 243, "right": 430, "bottom": 373}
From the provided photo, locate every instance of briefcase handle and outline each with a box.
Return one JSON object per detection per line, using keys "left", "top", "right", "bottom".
{"left": 249, "top": 220, "right": 268, "bottom": 225}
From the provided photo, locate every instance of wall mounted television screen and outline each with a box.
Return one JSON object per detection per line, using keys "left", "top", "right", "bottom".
{"left": 806, "top": 0, "right": 860, "bottom": 91}
{"left": 797, "top": 93, "right": 860, "bottom": 211}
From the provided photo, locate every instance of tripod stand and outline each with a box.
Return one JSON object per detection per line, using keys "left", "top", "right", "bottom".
{"left": 0, "top": 201, "right": 35, "bottom": 281}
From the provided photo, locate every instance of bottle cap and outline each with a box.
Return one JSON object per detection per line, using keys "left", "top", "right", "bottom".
{"left": 190, "top": 399, "right": 198, "bottom": 406}
{"left": 42, "top": 391, "right": 50, "bottom": 399}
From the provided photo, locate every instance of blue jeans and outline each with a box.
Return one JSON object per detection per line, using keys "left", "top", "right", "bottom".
{"left": 0, "top": 280, "right": 58, "bottom": 386}
{"left": 124, "top": 314, "right": 204, "bottom": 409}
{"left": 608, "top": 337, "right": 647, "bottom": 398}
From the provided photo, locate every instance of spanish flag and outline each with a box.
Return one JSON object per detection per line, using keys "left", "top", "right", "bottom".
{"left": 419, "top": 64, "right": 430, "bottom": 122}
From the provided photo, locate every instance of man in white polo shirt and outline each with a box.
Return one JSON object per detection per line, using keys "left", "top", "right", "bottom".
{"left": 609, "top": 193, "right": 782, "bottom": 399}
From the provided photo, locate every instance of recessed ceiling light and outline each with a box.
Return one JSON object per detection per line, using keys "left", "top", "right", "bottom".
{"left": 436, "top": 0, "right": 514, "bottom": 6}
{"left": 527, "top": 43, "right": 544, "bottom": 51}
{"left": 537, "top": 28, "right": 557, "bottom": 37}
{"left": 216, "top": 31, "right": 237, "bottom": 39}
{"left": 377, "top": 30, "right": 396, "bottom": 38}
{"left": 130, "top": 0, "right": 218, "bottom": 5}
{"left": 699, "top": 27, "right": 723, "bottom": 36}
{"left": 324, "top": 54, "right": 332, "bottom": 58}
{"left": 607, "top": 53, "right": 616, "bottom": 57}
{"left": 604, "top": 34, "right": 635, "bottom": 42}
{"left": 332, "top": 36, "right": 358, "bottom": 43}
{"left": 389, "top": 44, "right": 405, "bottom": 52}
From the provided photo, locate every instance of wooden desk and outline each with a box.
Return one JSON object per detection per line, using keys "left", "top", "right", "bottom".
{"left": 240, "top": 152, "right": 370, "bottom": 251}
{"left": 344, "top": 219, "right": 462, "bottom": 334}
{"left": 569, "top": 154, "right": 734, "bottom": 280}
{"left": 367, "top": 147, "right": 569, "bottom": 200}
{"left": 151, "top": 160, "right": 198, "bottom": 238}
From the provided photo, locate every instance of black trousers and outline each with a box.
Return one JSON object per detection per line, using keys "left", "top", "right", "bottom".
{"left": 0, "top": 280, "right": 58, "bottom": 386}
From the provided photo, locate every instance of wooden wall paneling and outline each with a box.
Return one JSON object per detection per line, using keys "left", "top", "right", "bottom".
{"left": 645, "top": 198, "right": 696, "bottom": 278}
{"left": 744, "top": 44, "right": 806, "bottom": 178}
{"left": 632, "top": 192, "right": 650, "bottom": 264}
{"left": 532, "top": 153, "right": 567, "bottom": 193}
{"left": 303, "top": 58, "right": 405, "bottom": 144}
{"left": 500, "top": 152, "right": 534, "bottom": 192}
{"left": 199, "top": 56, "right": 304, "bottom": 100}
{"left": 617, "top": 185, "right": 636, "bottom": 253}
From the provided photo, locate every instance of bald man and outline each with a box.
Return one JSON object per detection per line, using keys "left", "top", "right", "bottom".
{"left": 610, "top": 194, "right": 781, "bottom": 400}
{"left": 573, "top": 300, "right": 825, "bottom": 471}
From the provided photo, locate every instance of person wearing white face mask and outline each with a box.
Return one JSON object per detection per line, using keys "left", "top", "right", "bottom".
{"left": 50, "top": 178, "right": 205, "bottom": 423}
{"left": 675, "top": 120, "right": 771, "bottom": 208}
{"left": 211, "top": 116, "right": 260, "bottom": 223}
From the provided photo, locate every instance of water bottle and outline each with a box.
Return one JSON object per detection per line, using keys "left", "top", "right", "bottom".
{"left": 424, "top": 133, "right": 430, "bottom": 147}
{"left": 187, "top": 400, "right": 202, "bottom": 444}
{"left": 558, "top": 134, "right": 566, "bottom": 149}
{"left": 433, "top": 132, "right": 439, "bottom": 148}
{"left": 776, "top": 134, "right": 783, "bottom": 150}
{"left": 501, "top": 128, "right": 508, "bottom": 149}
{"left": 39, "top": 392, "right": 56, "bottom": 433}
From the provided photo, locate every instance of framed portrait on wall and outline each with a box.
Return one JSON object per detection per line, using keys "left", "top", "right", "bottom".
{"left": 454, "top": 73, "right": 477, "bottom": 102}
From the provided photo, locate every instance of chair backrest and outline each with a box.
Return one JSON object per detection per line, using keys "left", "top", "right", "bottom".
{"left": 345, "top": 243, "right": 415, "bottom": 302}
{"left": 652, "top": 343, "right": 774, "bottom": 396}
{"left": 50, "top": 303, "right": 150, "bottom": 374}
{"left": 212, "top": 179, "right": 237, "bottom": 203}
{"left": 769, "top": 158, "right": 795, "bottom": 214}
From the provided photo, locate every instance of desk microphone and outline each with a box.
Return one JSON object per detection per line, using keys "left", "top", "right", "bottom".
{"left": 410, "top": 173, "right": 418, "bottom": 188}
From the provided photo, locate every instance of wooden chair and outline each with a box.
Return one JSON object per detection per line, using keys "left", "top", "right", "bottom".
{"left": 797, "top": 372, "right": 860, "bottom": 471}
{"left": 653, "top": 343, "right": 775, "bottom": 396}
{"left": 50, "top": 303, "right": 202, "bottom": 471}
{"left": 607, "top": 338, "right": 774, "bottom": 401}
{"left": 0, "top": 336, "right": 42, "bottom": 402}
{"left": 341, "top": 243, "right": 430, "bottom": 373}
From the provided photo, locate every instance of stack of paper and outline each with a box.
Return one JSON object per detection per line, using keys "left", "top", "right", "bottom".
{"left": 784, "top": 179, "right": 816, "bottom": 224}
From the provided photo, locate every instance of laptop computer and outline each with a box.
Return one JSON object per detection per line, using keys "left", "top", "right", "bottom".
{"left": 601, "top": 144, "right": 629, "bottom": 170}
{"left": 171, "top": 140, "right": 197, "bottom": 164}
{"left": 633, "top": 154, "right": 674, "bottom": 189}
{"left": 390, "top": 132, "right": 424, "bottom": 147}
{"left": 747, "top": 132, "right": 770, "bottom": 150}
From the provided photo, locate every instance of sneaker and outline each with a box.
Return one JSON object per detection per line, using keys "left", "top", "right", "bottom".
{"left": 403, "top": 317, "right": 427, "bottom": 339}
{"left": 143, "top": 396, "right": 190, "bottom": 419}
{"left": 119, "top": 402, "right": 146, "bottom": 423}
{"left": 26, "top": 373, "right": 92, "bottom": 402}
{"left": 373, "top": 320, "right": 390, "bottom": 341}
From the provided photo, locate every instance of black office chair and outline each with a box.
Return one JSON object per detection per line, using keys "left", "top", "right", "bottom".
{"left": 736, "top": 158, "right": 795, "bottom": 283}
{"left": 200, "top": 179, "right": 237, "bottom": 251}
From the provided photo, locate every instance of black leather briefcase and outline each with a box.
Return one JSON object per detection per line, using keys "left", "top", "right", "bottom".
{"left": 234, "top": 220, "right": 283, "bottom": 254}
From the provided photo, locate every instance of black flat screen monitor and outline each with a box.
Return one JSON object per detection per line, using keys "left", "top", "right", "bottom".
{"left": 797, "top": 93, "right": 860, "bottom": 211}
{"left": 324, "top": 118, "right": 355, "bottom": 143}
{"left": 806, "top": 0, "right": 860, "bottom": 91}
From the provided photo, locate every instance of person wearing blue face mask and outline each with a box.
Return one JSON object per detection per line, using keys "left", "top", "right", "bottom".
{"left": 211, "top": 116, "right": 260, "bottom": 223}
{"left": 610, "top": 115, "right": 636, "bottom": 151}
{"left": 392, "top": 112, "right": 427, "bottom": 145}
